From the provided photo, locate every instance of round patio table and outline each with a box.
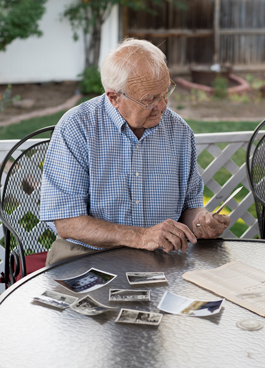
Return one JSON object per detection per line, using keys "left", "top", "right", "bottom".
{"left": 1, "top": 238, "right": 265, "bottom": 368}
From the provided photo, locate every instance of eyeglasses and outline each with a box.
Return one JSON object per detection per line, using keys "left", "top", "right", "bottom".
{"left": 119, "top": 79, "right": 176, "bottom": 111}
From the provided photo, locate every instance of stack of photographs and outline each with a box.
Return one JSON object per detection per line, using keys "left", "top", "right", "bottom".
{"left": 33, "top": 267, "right": 225, "bottom": 326}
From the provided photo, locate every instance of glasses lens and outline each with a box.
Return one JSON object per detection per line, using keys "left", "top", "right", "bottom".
{"left": 145, "top": 85, "right": 175, "bottom": 110}
{"left": 166, "top": 82, "right": 176, "bottom": 98}
{"left": 145, "top": 104, "right": 155, "bottom": 111}
{"left": 145, "top": 96, "right": 164, "bottom": 110}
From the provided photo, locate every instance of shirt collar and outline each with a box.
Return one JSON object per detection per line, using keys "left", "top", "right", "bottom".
{"left": 104, "top": 94, "right": 127, "bottom": 133}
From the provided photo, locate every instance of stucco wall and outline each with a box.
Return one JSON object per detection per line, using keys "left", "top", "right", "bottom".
{"left": 0, "top": 0, "right": 119, "bottom": 84}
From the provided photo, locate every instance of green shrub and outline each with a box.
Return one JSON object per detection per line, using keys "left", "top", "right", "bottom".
{"left": 212, "top": 76, "right": 228, "bottom": 99}
{"left": 78, "top": 65, "right": 104, "bottom": 95}
{"left": 0, "top": 85, "right": 20, "bottom": 112}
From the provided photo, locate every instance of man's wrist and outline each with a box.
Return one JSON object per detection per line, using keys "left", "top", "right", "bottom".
{"left": 121, "top": 225, "right": 145, "bottom": 249}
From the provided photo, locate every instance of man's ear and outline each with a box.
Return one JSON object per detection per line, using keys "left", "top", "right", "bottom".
{"left": 106, "top": 89, "right": 120, "bottom": 108}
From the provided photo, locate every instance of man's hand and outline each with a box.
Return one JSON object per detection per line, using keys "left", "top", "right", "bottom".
{"left": 192, "top": 211, "right": 230, "bottom": 239}
{"left": 136, "top": 219, "right": 197, "bottom": 253}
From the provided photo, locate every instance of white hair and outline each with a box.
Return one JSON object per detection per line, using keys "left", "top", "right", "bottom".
{"left": 101, "top": 38, "right": 168, "bottom": 93}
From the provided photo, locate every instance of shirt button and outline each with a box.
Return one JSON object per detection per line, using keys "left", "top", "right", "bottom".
{"left": 135, "top": 200, "right": 140, "bottom": 204}
{"left": 135, "top": 172, "right": 139, "bottom": 176}
{"left": 136, "top": 145, "right": 139, "bottom": 149}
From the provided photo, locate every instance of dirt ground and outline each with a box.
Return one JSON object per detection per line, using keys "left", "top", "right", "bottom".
{"left": 169, "top": 71, "right": 265, "bottom": 122}
{"left": 0, "top": 81, "right": 80, "bottom": 123}
{"left": 1, "top": 71, "right": 265, "bottom": 124}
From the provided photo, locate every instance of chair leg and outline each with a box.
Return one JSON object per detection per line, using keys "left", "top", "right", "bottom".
{"left": 3, "top": 227, "right": 10, "bottom": 286}
{"left": 9, "top": 250, "right": 20, "bottom": 285}
{"left": 262, "top": 207, "right": 265, "bottom": 239}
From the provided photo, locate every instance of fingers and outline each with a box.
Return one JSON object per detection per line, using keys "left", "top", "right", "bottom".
{"left": 193, "top": 212, "right": 230, "bottom": 239}
{"left": 140, "top": 219, "right": 197, "bottom": 254}
{"left": 213, "top": 213, "right": 230, "bottom": 226}
{"left": 161, "top": 239, "right": 174, "bottom": 253}
{"left": 164, "top": 227, "right": 188, "bottom": 253}
{"left": 164, "top": 220, "right": 197, "bottom": 251}
{"left": 165, "top": 219, "right": 197, "bottom": 243}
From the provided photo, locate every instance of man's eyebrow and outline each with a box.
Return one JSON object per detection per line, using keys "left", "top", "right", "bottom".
{"left": 144, "top": 94, "right": 157, "bottom": 99}
{"left": 144, "top": 88, "right": 169, "bottom": 100}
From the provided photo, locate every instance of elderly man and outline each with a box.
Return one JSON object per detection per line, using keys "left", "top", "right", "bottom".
{"left": 40, "top": 38, "right": 230, "bottom": 265}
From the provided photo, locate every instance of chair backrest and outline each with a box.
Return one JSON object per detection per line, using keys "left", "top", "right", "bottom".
{"left": 246, "top": 119, "right": 265, "bottom": 239}
{"left": 0, "top": 126, "right": 55, "bottom": 285}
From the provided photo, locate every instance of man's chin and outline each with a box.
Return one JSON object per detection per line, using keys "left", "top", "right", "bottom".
{"left": 145, "top": 115, "right": 161, "bottom": 128}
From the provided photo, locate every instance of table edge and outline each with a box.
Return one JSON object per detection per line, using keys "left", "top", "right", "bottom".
{"left": 1, "top": 238, "right": 264, "bottom": 304}
{"left": 0, "top": 246, "right": 121, "bottom": 304}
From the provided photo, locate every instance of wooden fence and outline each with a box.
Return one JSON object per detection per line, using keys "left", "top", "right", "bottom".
{"left": 124, "top": 0, "right": 265, "bottom": 71}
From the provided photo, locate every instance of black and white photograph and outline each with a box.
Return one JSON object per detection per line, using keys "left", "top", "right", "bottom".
{"left": 70, "top": 294, "right": 115, "bottom": 316}
{"left": 54, "top": 268, "right": 117, "bottom": 293}
{"left": 33, "top": 290, "right": 78, "bottom": 309}
{"left": 115, "top": 308, "right": 162, "bottom": 325}
{"left": 109, "top": 289, "right": 151, "bottom": 302}
{"left": 126, "top": 272, "right": 168, "bottom": 285}
{"left": 158, "top": 291, "right": 224, "bottom": 317}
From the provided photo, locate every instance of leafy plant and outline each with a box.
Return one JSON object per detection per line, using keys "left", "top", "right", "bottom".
{"left": 245, "top": 74, "right": 254, "bottom": 84}
{"left": 78, "top": 65, "right": 104, "bottom": 95}
{"left": 0, "top": 84, "right": 20, "bottom": 112}
{"left": 0, "top": 0, "right": 46, "bottom": 51}
{"left": 229, "top": 93, "right": 250, "bottom": 104}
{"left": 176, "top": 104, "right": 185, "bottom": 110}
{"left": 245, "top": 74, "right": 265, "bottom": 90}
{"left": 212, "top": 76, "right": 228, "bottom": 99}
{"left": 189, "top": 89, "right": 209, "bottom": 104}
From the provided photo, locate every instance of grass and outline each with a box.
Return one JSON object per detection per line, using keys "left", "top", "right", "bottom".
{"left": 0, "top": 96, "right": 88, "bottom": 140}
{"left": 0, "top": 111, "right": 66, "bottom": 140}
{"left": 187, "top": 120, "right": 261, "bottom": 134}
{"left": 0, "top": 99, "right": 260, "bottom": 238}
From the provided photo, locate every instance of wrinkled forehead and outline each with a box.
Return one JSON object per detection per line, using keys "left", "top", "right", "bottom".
{"left": 116, "top": 47, "right": 170, "bottom": 93}
{"left": 127, "top": 65, "right": 170, "bottom": 96}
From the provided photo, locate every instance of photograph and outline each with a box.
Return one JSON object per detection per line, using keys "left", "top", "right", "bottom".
{"left": 109, "top": 289, "right": 151, "bottom": 302}
{"left": 126, "top": 272, "right": 168, "bottom": 285}
{"left": 115, "top": 308, "right": 162, "bottom": 326}
{"left": 54, "top": 268, "right": 117, "bottom": 293}
{"left": 33, "top": 290, "right": 78, "bottom": 309}
{"left": 70, "top": 294, "right": 115, "bottom": 316}
{"left": 158, "top": 291, "right": 224, "bottom": 317}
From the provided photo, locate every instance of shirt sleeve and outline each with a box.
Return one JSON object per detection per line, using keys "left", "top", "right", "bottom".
{"left": 40, "top": 110, "right": 91, "bottom": 222}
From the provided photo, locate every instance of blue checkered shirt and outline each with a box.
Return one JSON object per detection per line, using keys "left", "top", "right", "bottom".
{"left": 40, "top": 94, "right": 204, "bottom": 249}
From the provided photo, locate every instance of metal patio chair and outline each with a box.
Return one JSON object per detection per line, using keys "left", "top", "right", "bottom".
{"left": 0, "top": 126, "right": 55, "bottom": 287}
{"left": 246, "top": 119, "right": 265, "bottom": 239}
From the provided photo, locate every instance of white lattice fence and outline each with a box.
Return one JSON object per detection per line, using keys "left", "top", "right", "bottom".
{"left": 0, "top": 131, "right": 264, "bottom": 292}
{"left": 195, "top": 131, "right": 265, "bottom": 239}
